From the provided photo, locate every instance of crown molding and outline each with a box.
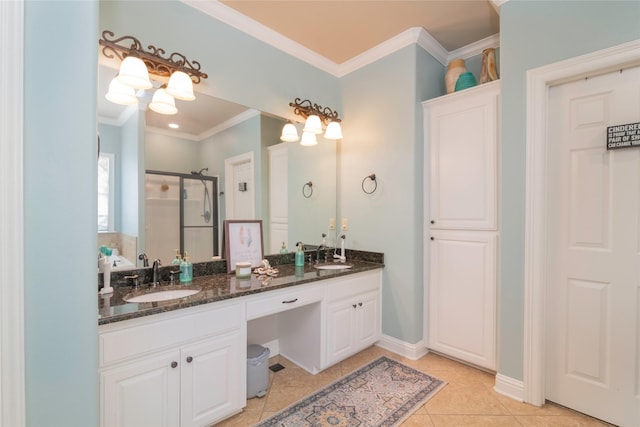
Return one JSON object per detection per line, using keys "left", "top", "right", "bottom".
{"left": 447, "top": 33, "right": 500, "bottom": 62}
{"left": 338, "top": 27, "right": 448, "bottom": 76}
{"left": 181, "top": 0, "right": 499, "bottom": 77}
{"left": 146, "top": 108, "right": 261, "bottom": 142}
{"left": 198, "top": 108, "right": 260, "bottom": 141}
{"left": 181, "top": 0, "right": 339, "bottom": 75}
{"left": 98, "top": 105, "right": 138, "bottom": 127}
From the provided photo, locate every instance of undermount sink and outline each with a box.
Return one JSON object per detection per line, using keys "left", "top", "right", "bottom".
{"left": 124, "top": 287, "right": 202, "bottom": 303}
{"left": 313, "top": 264, "right": 353, "bottom": 270}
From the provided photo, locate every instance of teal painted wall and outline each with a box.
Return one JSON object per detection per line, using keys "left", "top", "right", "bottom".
{"left": 99, "top": 1, "right": 341, "bottom": 122}
{"left": 340, "top": 45, "right": 443, "bottom": 343}
{"left": 23, "top": 1, "right": 99, "bottom": 426}
{"left": 22, "top": 0, "right": 640, "bottom": 423}
{"left": 498, "top": 0, "right": 640, "bottom": 380}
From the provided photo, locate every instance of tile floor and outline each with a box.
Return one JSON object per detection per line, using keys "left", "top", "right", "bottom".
{"left": 216, "top": 345, "right": 615, "bottom": 426}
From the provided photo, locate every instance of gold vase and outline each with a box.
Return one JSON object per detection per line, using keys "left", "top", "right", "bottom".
{"left": 480, "top": 48, "right": 499, "bottom": 84}
{"left": 445, "top": 58, "right": 466, "bottom": 94}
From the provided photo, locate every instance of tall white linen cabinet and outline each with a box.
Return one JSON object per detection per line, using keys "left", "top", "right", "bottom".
{"left": 422, "top": 80, "right": 500, "bottom": 370}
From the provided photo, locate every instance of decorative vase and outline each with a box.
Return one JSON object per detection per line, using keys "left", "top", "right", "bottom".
{"left": 454, "top": 72, "right": 477, "bottom": 92}
{"left": 445, "top": 58, "right": 466, "bottom": 94}
{"left": 480, "top": 48, "right": 499, "bottom": 84}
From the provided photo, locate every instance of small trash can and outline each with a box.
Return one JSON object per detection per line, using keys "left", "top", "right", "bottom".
{"left": 247, "top": 344, "right": 270, "bottom": 398}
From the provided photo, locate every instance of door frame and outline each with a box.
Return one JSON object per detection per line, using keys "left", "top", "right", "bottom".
{"left": 1, "top": 1, "right": 26, "bottom": 426}
{"left": 224, "top": 151, "right": 255, "bottom": 220}
{"left": 523, "top": 39, "right": 640, "bottom": 406}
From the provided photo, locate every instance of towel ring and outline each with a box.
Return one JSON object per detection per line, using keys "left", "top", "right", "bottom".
{"left": 302, "top": 181, "right": 313, "bottom": 198}
{"left": 362, "top": 173, "right": 377, "bottom": 194}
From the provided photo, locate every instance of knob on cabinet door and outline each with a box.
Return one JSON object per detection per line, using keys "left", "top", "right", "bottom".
{"left": 171, "top": 361, "right": 178, "bottom": 368}
{"left": 186, "top": 356, "right": 193, "bottom": 363}
{"left": 430, "top": 220, "right": 435, "bottom": 224}
{"left": 430, "top": 237, "right": 434, "bottom": 241}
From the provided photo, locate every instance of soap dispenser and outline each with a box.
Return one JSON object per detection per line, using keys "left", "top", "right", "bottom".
{"left": 99, "top": 248, "right": 114, "bottom": 294}
{"left": 279, "top": 242, "right": 288, "bottom": 254}
{"left": 172, "top": 249, "right": 182, "bottom": 266}
{"left": 295, "top": 243, "right": 305, "bottom": 267}
{"left": 180, "top": 252, "right": 193, "bottom": 283}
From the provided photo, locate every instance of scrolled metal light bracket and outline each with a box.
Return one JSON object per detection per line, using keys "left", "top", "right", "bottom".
{"left": 99, "top": 30, "right": 208, "bottom": 84}
{"left": 289, "top": 98, "right": 341, "bottom": 126}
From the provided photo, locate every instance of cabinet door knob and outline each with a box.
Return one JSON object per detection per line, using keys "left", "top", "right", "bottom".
{"left": 430, "top": 220, "right": 435, "bottom": 224}
{"left": 171, "top": 361, "right": 178, "bottom": 368}
{"left": 352, "top": 304, "right": 357, "bottom": 309}
{"left": 186, "top": 356, "right": 193, "bottom": 363}
{"left": 430, "top": 237, "right": 434, "bottom": 241}
{"left": 358, "top": 302, "right": 363, "bottom": 307}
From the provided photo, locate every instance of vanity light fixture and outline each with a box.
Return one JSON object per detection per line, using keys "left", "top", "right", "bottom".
{"left": 280, "top": 98, "right": 343, "bottom": 143}
{"left": 300, "top": 131, "right": 318, "bottom": 146}
{"left": 99, "top": 30, "right": 207, "bottom": 115}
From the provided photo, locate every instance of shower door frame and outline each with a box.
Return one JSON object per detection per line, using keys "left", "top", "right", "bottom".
{"left": 146, "top": 170, "right": 220, "bottom": 260}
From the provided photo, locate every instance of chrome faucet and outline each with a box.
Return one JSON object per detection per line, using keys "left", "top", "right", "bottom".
{"left": 151, "top": 259, "right": 162, "bottom": 287}
{"left": 138, "top": 253, "right": 149, "bottom": 267}
{"left": 316, "top": 244, "right": 327, "bottom": 264}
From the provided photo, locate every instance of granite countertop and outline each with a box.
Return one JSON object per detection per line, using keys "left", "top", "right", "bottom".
{"left": 98, "top": 258, "right": 384, "bottom": 325}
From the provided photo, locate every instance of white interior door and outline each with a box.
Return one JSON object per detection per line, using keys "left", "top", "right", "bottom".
{"left": 224, "top": 152, "right": 255, "bottom": 220}
{"left": 546, "top": 66, "right": 640, "bottom": 426}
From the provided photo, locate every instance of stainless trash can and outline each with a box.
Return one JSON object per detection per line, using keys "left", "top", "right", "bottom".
{"left": 247, "top": 344, "right": 270, "bottom": 398}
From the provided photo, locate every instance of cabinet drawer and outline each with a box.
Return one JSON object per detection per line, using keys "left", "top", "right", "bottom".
{"left": 326, "top": 270, "right": 381, "bottom": 303}
{"left": 246, "top": 284, "right": 324, "bottom": 320}
{"left": 100, "top": 302, "right": 242, "bottom": 367}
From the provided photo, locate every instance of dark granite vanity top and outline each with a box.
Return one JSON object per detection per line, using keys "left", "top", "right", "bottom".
{"left": 98, "top": 250, "right": 384, "bottom": 325}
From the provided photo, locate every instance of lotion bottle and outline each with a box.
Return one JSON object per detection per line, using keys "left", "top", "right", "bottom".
{"left": 180, "top": 252, "right": 193, "bottom": 283}
{"left": 295, "top": 243, "right": 305, "bottom": 267}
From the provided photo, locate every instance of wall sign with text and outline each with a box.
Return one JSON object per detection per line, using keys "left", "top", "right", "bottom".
{"left": 607, "top": 122, "right": 640, "bottom": 150}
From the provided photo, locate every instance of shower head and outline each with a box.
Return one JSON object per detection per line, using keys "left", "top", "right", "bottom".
{"left": 190, "top": 167, "right": 208, "bottom": 176}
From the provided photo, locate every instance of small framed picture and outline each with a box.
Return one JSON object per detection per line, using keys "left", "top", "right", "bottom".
{"left": 223, "top": 220, "right": 264, "bottom": 273}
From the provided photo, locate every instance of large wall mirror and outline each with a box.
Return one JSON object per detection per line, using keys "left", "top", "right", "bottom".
{"left": 97, "top": 62, "right": 337, "bottom": 271}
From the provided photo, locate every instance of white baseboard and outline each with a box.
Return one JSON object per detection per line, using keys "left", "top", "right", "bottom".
{"left": 375, "top": 334, "right": 429, "bottom": 360}
{"left": 494, "top": 373, "right": 525, "bottom": 402}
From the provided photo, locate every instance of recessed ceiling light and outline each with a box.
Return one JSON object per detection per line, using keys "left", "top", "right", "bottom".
{"left": 168, "top": 123, "right": 179, "bottom": 129}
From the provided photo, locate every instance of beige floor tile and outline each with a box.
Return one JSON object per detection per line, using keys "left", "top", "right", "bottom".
{"left": 430, "top": 414, "right": 522, "bottom": 426}
{"left": 425, "top": 382, "right": 510, "bottom": 415}
{"left": 216, "top": 345, "right": 617, "bottom": 426}
{"left": 400, "top": 413, "right": 436, "bottom": 426}
{"left": 213, "top": 409, "right": 261, "bottom": 426}
{"left": 515, "top": 414, "right": 614, "bottom": 426}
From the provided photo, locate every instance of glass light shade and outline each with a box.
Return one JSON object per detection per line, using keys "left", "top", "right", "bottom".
{"left": 165, "top": 71, "right": 195, "bottom": 101}
{"left": 280, "top": 123, "right": 299, "bottom": 142}
{"left": 300, "top": 131, "right": 318, "bottom": 146}
{"left": 303, "top": 115, "right": 323, "bottom": 134}
{"left": 105, "top": 78, "right": 138, "bottom": 106}
{"left": 324, "top": 121, "right": 343, "bottom": 140}
{"left": 116, "top": 56, "right": 152, "bottom": 89}
{"left": 149, "top": 89, "right": 177, "bottom": 115}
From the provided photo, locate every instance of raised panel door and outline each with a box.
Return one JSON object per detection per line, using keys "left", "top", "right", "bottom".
{"left": 101, "top": 350, "right": 180, "bottom": 427}
{"left": 180, "top": 332, "right": 244, "bottom": 427}
{"left": 355, "top": 291, "right": 380, "bottom": 350}
{"left": 426, "top": 83, "right": 498, "bottom": 230}
{"left": 428, "top": 230, "right": 497, "bottom": 370}
{"left": 326, "top": 301, "right": 356, "bottom": 366}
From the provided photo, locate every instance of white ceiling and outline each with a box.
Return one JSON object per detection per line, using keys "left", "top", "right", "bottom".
{"left": 98, "top": 0, "right": 499, "bottom": 138}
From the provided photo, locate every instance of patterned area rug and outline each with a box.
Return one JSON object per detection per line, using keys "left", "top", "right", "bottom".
{"left": 254, "top": 356, "right": 446, "bottom": 427}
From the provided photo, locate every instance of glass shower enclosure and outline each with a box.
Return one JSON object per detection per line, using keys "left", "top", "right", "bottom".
{"left": 145, "top": 170, "right": 219, "bottom": 264}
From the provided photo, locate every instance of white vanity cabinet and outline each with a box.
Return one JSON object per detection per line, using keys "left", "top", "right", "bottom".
{"left": 325, "top": 270, "right": 382, "bottom": 367}
{"left": 99, "top": 301, "right": 245, "bottom": 427}
{"left": 423, "top": 81, "right": 500, "bottom": 371}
